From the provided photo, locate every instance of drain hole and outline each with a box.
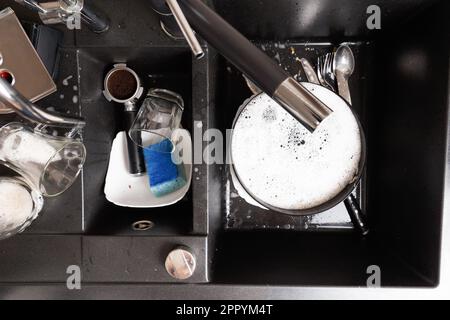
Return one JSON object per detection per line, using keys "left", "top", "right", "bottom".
{"left": 132, "top": 220, "right": 154, "bottom": 231}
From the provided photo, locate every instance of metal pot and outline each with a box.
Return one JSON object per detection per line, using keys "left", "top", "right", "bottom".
{"left": 230, "top": 82, "right": 366, "bottom": 216}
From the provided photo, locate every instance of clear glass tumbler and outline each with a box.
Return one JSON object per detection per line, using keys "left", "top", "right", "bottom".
{"left": 0, "top": 176, "right": 44, "bottom": 240}
{"left": 128, "top": 88, "right": 184, "bottom": 153}
{"left": 0, "top": 122, "right": 86, "bottom": 197}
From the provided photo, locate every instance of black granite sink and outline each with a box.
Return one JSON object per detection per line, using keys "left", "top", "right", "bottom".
{"left": 209, "top": 0, "right": 449, "bottom": 287}
{"left": 0, "top": 0, "right": 449, "bottom": 296}
{"left": 78, "top": 47, "right": 194, "bottom": 236}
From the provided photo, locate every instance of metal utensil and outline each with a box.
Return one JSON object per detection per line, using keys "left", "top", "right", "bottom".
{"left": 324, "top": 53, "right": 337, "bottom": 90}
{"left": 318, "top": 53, "right": 337, "bottom": 91}
{"left": 333, "top": 44, "right": 355, "bottom": 104}
{"left": 300, "top": 58, "right": 320, "bottom": 85}
{"left": 230, "top": 83, "right": 366, "bottom": 217}
{"left": 317, "top": 48, "right": 368, "bottom": 235}
{"left": 165, "top": 0, "right": 205, "bottom": 59}
{"left": 317, "top": 55, "right": 329, "bottom": 90}
{"left": 243, "top": 74, "right": 262, "bottom": 95}
{"left": 329, "top": 45, "right": 368, "bottom": 235}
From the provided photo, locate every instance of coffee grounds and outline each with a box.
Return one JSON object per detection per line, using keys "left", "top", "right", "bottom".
{"left": 107, "top": 69, "right": 137, "bottom": 100}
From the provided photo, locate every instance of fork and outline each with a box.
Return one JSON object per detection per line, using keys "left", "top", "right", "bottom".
{"left": 317, "top": 53, "right": 336, "bottom": 91}
{"left": 316, "top": 51, "right": 369, "bottom": 236}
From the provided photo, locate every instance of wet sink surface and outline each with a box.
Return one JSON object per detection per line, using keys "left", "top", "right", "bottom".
{"left": 0, "top": 0, "right": 449, "bottom": 293}
{"left": 78, "top": 47, "right": 194, "bottom": 236}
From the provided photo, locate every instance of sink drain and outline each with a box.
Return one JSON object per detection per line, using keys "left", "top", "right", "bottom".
{"left": 132, "top": 220, "right": 154, "bottom": 231}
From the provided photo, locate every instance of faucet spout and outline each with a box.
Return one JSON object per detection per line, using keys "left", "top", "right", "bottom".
{"left": 176, "top": 0, "right": 332, "bottom": 131}
{"left": 0, "top": 78, "right": 86, "bottom": 129}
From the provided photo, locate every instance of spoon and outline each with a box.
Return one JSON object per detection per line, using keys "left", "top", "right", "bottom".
{"left": 333, "top": 44, "right": 355, "bottom": 104}
{"left": 333, "top": 44, "right": 368, "bottom": 236}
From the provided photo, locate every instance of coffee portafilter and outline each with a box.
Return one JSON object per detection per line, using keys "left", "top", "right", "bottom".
{"left": 103, "top": 64, "right": 146, "bottom": 176}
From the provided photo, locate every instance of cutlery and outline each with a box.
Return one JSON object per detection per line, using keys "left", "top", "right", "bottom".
{"left": 317, "top": 47, "right": 369, "bottom": 236}
{"left": 333, "top": 44, "right": 355, "bottom": 104}
{"left": 317, "top": 53, "right": 336, "bottom": 91}
{"left": 300, "top": 58, "right": 320, "bottom": 85}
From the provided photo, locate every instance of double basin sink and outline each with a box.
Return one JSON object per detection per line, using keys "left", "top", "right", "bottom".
{"left": 0, "top": 0, "right": 448, "bottom": 292}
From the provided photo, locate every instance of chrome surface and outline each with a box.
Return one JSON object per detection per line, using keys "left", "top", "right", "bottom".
{"left": 0, "top": 7, "right": 56, "bottom": 114}
{"left": 165, "top": 247, "right": 197, "bottom": 280}
{"left": 300, "top": 58, "right": 320, "bottom": 85}
{"left": 316, "top": 47, "right": 368, "bottom": 235}
{"left": 317, "top": 53, "right": 336, "bottom": 91}
{"left": 102, "top": 63, "right": 143, "bottom": 112}
{"left": 165, "top": 0, "right": 204, "bottom": 59}
{"left": 333, "top": 44, "right": 355, "bottom": 104}
{"left": 0, "top": 78, "right": 86, "bottom": 129}
{"left": 160, "top": 20, "right": 185, "bottom": 40}
{"left": 273, "top": 77, "right": 333, "bottom": 132}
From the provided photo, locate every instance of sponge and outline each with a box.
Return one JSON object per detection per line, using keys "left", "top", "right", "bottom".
{"left": 143, "top": 139, "right": 186, "bottom": 197}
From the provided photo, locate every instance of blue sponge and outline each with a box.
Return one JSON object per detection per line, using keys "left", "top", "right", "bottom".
{"left": 143, "top": 139, "right": 186, "bottom": 197}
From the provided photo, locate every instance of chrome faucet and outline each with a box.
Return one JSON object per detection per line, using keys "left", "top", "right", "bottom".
{"left": 0, "top": 78, "right": 86, "bottom": 130}
{"left": 14, "top": 0, "right": 109, "bottom": 33}
{"left": 150, "top": 0, "right": 332, "bottom": 132}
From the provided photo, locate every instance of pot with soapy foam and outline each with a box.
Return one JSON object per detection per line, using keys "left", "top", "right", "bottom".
{"left": 229, "top": 82, "right": 366, "bottom": 216}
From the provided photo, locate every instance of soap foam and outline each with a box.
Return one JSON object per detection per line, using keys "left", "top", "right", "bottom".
{"left": 231, "top": 90, "right": 361, "bottom": 210}
{"left": 0, "top": 181, "right": 33, "bottom": 233}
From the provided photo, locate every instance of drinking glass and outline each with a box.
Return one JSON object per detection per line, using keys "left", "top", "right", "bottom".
{"left": 0, "top": 176, "right": 44, "bottom": 240}
{"left": 0, "top": 122, "right": 86, "bottom": 197}
{"left": 129, "top": 88, "right": 184, "bottom": 153}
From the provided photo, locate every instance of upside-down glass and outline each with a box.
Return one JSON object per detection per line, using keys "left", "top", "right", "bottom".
{"left": 0, "top": 122, "right": 86, "bottom": 197}
{"left": 128, "top": 88, "right": 184, "bottom": 153}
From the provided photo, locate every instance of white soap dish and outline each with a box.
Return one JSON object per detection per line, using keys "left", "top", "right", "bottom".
{"left": 104, "top": 130, "right": 192, "bottom": 208}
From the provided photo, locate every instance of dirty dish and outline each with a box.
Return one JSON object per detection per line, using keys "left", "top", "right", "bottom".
{"left": 230, "top": 82, "right": 366, "bottom": 215}
{"left": 104, "top": 129, "right": 192, "bottom": 208}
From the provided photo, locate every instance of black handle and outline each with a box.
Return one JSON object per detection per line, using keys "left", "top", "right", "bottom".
{"left": 80, "top": 1, "right": 110, "bottom": 33}
{"left": 124, "top": 110, "right": 146, "bottom": 176}
{"left": 344, "top": 194, "right": 369, "bottom": 236}
{"left": 178, "top": 0, "right": 288, "bottom": 94}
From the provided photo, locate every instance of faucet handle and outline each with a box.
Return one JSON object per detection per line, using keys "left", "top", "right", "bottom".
{"left": 165, "top": 0, "right": 204, "bottom": 59}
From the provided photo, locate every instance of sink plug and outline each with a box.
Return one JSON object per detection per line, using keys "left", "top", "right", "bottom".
{"left": 165, "top": 247, "right": 196, "bottom": 280}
